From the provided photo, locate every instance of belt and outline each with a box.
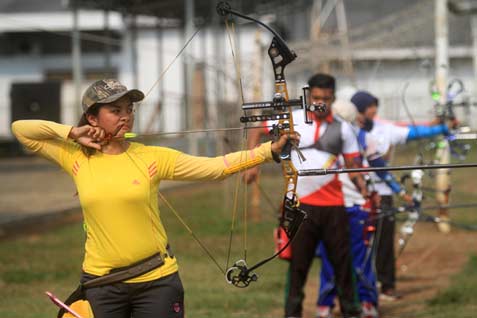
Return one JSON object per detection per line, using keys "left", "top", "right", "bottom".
{"left": 57, "top": 245, "right": 174, "bottom": 318}
{"left": 85, "top": 244, "right": 174, "bottom": 287}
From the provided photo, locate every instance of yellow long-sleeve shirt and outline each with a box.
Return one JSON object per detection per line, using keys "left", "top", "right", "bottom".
{"left": 11, "top": 120, "right": 273, "bottom": 282}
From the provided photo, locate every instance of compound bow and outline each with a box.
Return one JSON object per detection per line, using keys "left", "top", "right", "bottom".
{"left": 216, "top": 2, "right": 325, "bottom": 288}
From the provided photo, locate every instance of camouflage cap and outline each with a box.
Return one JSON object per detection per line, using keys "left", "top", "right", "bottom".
{"left": 81, "top": 79, "right": 145, "bottom": 112}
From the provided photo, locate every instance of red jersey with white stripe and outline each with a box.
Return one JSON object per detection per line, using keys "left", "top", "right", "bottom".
{"left": 267, "top": 110, "right": 360, "bottom": 206}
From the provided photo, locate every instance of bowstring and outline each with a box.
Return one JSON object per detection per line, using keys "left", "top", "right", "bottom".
{"left": 157, "top": 191, "right": 226, "bottom": 275}
{"left": 401, "top": 80, "right": 428, "bottom": 165}
{"left": 223, "top": 17, "right": 249, "bottom": 269}
{"left": 141, "top": 27, "right": 203, "bottom": 102}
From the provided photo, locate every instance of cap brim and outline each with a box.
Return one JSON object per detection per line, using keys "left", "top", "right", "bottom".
{"left": 96, "top": 89, "right": 145, "bottom": 106}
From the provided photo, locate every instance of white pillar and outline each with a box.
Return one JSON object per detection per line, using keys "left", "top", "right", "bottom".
{"left": 434, "top": 0, "right": 451, "bottom": 229}
{"left": 184, "top": 0, "right": 198, "bottom": 154}
{"left": 471, "top": 15, "right": 477, "bottom": 98}
{"left": 435, "top": 0, "right": 449, "bottom": 105}
{"left": 72, "top": 4, "right": 83, "bottom": 121}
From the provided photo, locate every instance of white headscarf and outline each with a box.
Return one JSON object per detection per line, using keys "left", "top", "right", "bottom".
{"left": 331, "top": 99, "right": 357, "bottom": 123}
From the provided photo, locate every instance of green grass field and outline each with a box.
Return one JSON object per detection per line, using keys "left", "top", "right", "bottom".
{"left": 1, "top": 140, "right": 477, "bottom": 317}
{"left": 0, "top": 174, "right": 293, "bottom": 318}
{"left": 415, "top": 255, "right": 477, "bottom": 318}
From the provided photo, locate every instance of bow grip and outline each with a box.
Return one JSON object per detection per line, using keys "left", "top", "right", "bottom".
{"left": 280, "top": 138, "right": 292, "bottom": 160}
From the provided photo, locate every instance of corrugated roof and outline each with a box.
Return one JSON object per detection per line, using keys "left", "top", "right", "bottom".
{"left": 0, "top": 0, "right": 472, "bottom": 47}
{"left": 70, "top": 0, "right": 289, "bottom": 19}
{"left": 0, "top": 0, "right": 67, "bottom": 12}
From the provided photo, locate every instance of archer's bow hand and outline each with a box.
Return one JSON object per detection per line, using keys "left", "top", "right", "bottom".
{"left": 447, "top": 118, "right": 459, "bottom": 131}
{"left": 243, "top": 133, "right": 296, "bottom": 183}
{"left": 430, "top": 116, "right": 459, "bottom": 133}
{"left": 363, "top": 191, "right": 381, "bottom": 212}
{"left": 400, "top": 192, "right": 414, "bottom": 205}
{"left": 271, "top": 132, "right": 301, "bottom": 159}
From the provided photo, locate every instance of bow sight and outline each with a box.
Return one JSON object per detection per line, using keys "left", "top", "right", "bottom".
{"left": 240, "top": 85, "right": 326, "bottom": 124}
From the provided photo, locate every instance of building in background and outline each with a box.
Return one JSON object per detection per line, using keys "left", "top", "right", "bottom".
{"left": 289, "top": 0, "right": 475, "bottom": 126}
{"left": 1, "top": 0, "right": 476, "bottom": 153}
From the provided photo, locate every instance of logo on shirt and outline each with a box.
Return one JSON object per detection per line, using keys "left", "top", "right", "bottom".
{"left": 132, "top": 179, "right": 141, "bottom": 185}
{"left": 172, "top": 302, "right": 182, "bottom": 313}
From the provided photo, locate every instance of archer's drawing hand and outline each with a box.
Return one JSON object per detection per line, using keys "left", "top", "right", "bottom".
{"left": 69, "top": 125, "right": 108, "bottom": 150}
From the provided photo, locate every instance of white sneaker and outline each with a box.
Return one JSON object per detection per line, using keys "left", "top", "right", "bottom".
{"left": 379, "top": 289, "right": 401, "bottom": 302}
{"left": 361, "top": 302, "right": 378, "bottom": 318}
{"left": 317, "top": 305, "right": 332, "bottom": 318}
{"left": 437, "top": 216, "right": 451, "bottom": 233}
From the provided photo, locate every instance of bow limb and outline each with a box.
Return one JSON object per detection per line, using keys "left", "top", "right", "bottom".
{"left": 396, "top": 169, "right": 423, "bottom": 258}
{"left": 427, "top": 78, "right": 468, "bottom": 232}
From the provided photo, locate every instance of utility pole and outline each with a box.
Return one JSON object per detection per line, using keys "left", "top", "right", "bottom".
{"left": 103, "top": 7, "right": 112, "bottom": 77}
{"left": 72, "top": 1, "right": 83, "bottom": 121}
{"left": 335, "top": 0, "right": 355, "bottom": 83}
{"left": 309, "top": 0, "right": 322, "bottom": 43}
{"left": 434, "top": 0, "right": 452, "bottom": 233}
{"left": 123, "top": 13, "right": 139, "bottom": 131}
{"left": 309, "top": 0, "right": 353, "bottom": 78}
{"left": 448, "top": 0, "right": 477, "bottom": 127}
{"left": 472, "top": 15, "right": 477, "bottom": 97}
{"left": 250, "top": 29, "right": 264, "bottom": 222}
{"left": 144, "top": 19, "right": 164, "bottom": 134}
{"left": 184, "top": 0, "right": 198, "bottom": 155}
{"left": 435, "top": 0, "right": 449, "bottom": 101}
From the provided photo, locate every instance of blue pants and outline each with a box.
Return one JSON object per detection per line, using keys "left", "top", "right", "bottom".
{"left": 316, "top": 205, "right": 378, "bottom": 306}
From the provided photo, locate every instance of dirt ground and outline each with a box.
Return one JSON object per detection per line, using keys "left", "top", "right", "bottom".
{"left": 299, "top": 222, "right": 477, "bottom": 318}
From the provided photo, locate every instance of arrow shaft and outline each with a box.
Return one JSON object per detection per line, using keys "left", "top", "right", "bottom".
{"left": 298, "top": 163, "right": 477, "bottom": 176}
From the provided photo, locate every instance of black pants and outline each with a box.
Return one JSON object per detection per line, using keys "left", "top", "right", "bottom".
{"left": 375, "top": 195, "right": 395, "bottom": 292}
{"left": 81, "top": 271, "right": 184, "bottom": 318}
{"left": 285, "top": 204, "right": 360, "bottom": 318}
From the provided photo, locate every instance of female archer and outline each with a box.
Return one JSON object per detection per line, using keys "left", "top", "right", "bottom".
{"left": 11, "top": 79, "right": 298, "bottom": 318}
